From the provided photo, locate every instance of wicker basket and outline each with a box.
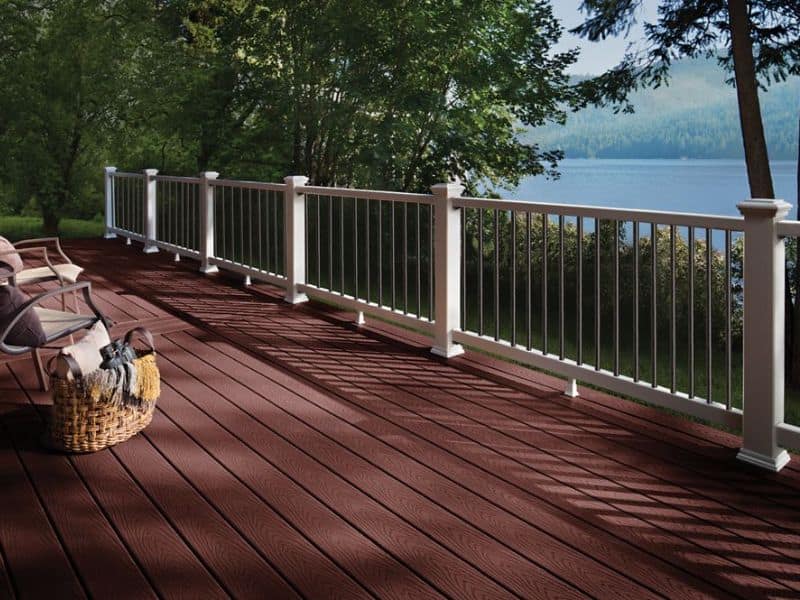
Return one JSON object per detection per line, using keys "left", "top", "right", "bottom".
{"left": 47, "top": 349, "right": 160, "bottom": 453}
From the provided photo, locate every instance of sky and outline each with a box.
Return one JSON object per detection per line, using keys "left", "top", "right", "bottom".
{"left": 551, "top": 1, "right": 660, "bottom": 74}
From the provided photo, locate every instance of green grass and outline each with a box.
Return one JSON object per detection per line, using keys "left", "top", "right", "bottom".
{"left": 0, "top": 216, "right": 104, "bottom": 241}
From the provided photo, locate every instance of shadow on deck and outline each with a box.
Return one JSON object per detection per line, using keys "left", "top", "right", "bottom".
{"left": 1, "top": 238, "right": 799, "bottom": 599}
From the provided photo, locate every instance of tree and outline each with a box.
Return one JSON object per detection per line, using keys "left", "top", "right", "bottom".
{"left": 140, "top": 0, "right": 579, "bottom": 195}
{"left": 0, "top": 0, "right": 146, "bottom": 233}
{"left": 571, "top": 0, "right": 798, "bottom": 199}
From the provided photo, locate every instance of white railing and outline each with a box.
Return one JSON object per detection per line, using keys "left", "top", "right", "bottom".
{"left": 104, "top": 166, "right": 796, "bottom": 472}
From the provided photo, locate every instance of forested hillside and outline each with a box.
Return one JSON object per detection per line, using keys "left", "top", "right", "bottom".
{"left": 529, "top": 58, "right": 799, "bottom": 159}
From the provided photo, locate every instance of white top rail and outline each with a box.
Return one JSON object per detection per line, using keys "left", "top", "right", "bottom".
{"left": 112, "top": 171, "right": 145, "bottom": 179}
{"left": 297, "top": 185, "right": 433, "bottom": 205}
{"left": 210, "top": 178, "right": 287, "bottom": 192}
{"left": 777, "top": 220, "right": 800, "bottom": 238}
{"left": 154, "top": 175, "right": 202, "bottom": 184}
{"left": 455, "top": 196, "right": 745, "bottom": 230}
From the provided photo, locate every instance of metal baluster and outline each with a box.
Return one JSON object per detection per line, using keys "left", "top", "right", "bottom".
{"left": 340, "top": 196, "right": 345, "bottom": 294}
{"left": 391, "top": 201, "right": 396, "bottom": 310}
{"left": 428, "top": 204, "right": 434, "bottom": 320}
{"left": 478, "top": 209, "right": 484, "bottom": 336}
{"left": 404, "top": 202, "right": 408, "bottom": 313}
{"left": 511, "top": 211, "right": 517, "bottom": 346}
{"left": 316, "top": 195, "right": 321, "bottom": 286}
{"left": 652, "top": 223, "right": 658, "bottom": 387}
{"left": 613, "top": 221, "right": 620, "bottom": 376}
{"left": 460, "top": 207, "right": 466, "bottom": 328}
{"left": 725, "top": 230, "right": 732, "bottom": 409}
{"left": 378, "top": 201, "right": 383, "bottom": 306}
{"left": 542, "top": 213, "right": 548, "bottom": 354}
{"left": 273, "top": 190, "right": 279, "bottom": 274}
{"left": 559, "top": 215, "right": 565, "bottom": 359}
{"left": 329, "top": 195, "right": 333, "bottom": 291}
{"left": 526, "top": 212, "right": 532, "bottom": 351}
{"left": 366, "top": 200, "right": 371, "bottom": 303}
{"left": 633, "top": 222, "right": 640, "bottom": 381}
{"left": 595, "top": 218, "right": 601, "bottom": 370}
{"left": 706, "top": 227, "right": 712, "bottom": 402}
{"left": 354, "top": 198, "right": 359, "bottom": 300}
{"left": 219, "top": 185, "right": 225, "bottom": 257}
{"left": 577, "top": 217, "right": 583, "bottom": 365}
{"left": 671, "top": 225, "right": 677, "bottom": 393}
{"left": 688, "top": 226, "right": 695, "bottom": 398}
{"left": 494, "top": 209, "right": 500, "bottom": 341}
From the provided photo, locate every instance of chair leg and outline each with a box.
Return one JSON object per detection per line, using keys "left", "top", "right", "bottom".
{"left": 73, "top": 289, "right": 80, "bottom": 314}
{"left": 32, "top": 349, "right": 48, "bottom": 392}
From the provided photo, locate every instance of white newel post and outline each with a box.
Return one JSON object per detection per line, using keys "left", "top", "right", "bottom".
{"left": 737, "top": 198, "right": 792, "bottom": 472}
{"left": 284, "top": 175, "right": 310, "bottom": 304}
{"left": 143, "top": 169, "right": 159, "bottom": 253}
{"left": 199, "top": 171, "right": 219, "bottom": 274}
{"left": 104, "top": 166, "right": 117, "bottom": 238}
{"left": 431, "top": 182, "right": 465, "bottom": 358}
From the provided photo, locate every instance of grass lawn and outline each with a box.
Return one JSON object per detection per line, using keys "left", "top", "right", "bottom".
{"left": 0, "top": 216, "right": 104, "bottom": 241}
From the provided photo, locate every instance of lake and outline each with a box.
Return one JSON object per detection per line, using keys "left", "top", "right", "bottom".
{"left": 507, "top": 159, "right": 798, "bottom": 217}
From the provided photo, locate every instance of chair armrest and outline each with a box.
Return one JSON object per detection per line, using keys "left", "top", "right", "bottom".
{"left": 1, "top": 246, "right": 60, "bottom": 282}
{"left": 14, "top": 237, "right": 72, "bottom": 264}
{"left": 0, "top": 282, "right": 111, "bottom": 353}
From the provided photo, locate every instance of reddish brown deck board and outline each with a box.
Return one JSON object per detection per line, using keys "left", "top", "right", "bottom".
{"left": 1, "top": 237, "right": 799, "bottom": 599}
{"left": 156, "top": 334, "right": 594, "bottom": 600}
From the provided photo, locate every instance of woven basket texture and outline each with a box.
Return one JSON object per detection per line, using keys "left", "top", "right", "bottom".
{"left": 47, "top": 351, "right": 159, "bottom": 453}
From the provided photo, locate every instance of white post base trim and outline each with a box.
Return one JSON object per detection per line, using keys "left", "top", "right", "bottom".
{"left": 125, "top": 237, "right": 132, "bottom": 246}
{"left": 244, "top": 276, "right": 251, "bottom": 286}
{"left": 564, "top": 378, "right": 579, "bottom": 398}
{"left": 431, "top": 344, "right": 465, "bottom": 359}
{"left": 174, "top": 253, "right": 181, "bottom": 262}
{"left": 199, "top": 264, "right": 219, "bottom": 275}
{"left": 284, "top": 292, "right": 309, "bottom": 305}
{"left": 104, "top": 232, "right": 117, "bottom": 239}
{"left": 355, "top": 311, "right": 365, "bottom": 326}
{"left": 143, "top": 245, "right": 159, "bottom": 254}
{"left": 736, "top": 448, "right": 790, "bottom": 472}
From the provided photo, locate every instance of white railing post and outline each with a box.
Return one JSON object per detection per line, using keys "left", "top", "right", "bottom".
{"left": 431, "top": 182, "right": 465, "bottom": 358}
{"left": 104, "top": 166, "right": 117, "bottom": 238}
{"left": 143, "top": 169, "right": 159, "bottom": 253}
{"left": 737, "top": 198, "right": 792, "bottom": 471}
{"left": 199, "top": 171, "right": 219, "bottom": 274}
{"left": 284, "top": 175, "right": 310, "bottom": 304}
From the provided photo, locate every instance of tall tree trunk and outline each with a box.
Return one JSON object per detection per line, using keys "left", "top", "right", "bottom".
{"left": 728, "top": 0, "right": 775, "bottom": 199}
{"left": 793, "top": 117, "right": 800, "bottom": 385}
{"left": 42, "top": 207, "right": 60, "bottom": 236}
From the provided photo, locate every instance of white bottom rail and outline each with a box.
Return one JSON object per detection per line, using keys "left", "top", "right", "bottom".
{"left": 452, "top": 329, "right": 743, "bottom": 429}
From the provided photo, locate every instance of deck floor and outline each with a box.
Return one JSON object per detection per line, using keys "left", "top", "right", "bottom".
{"left": 2, "top": 238, "right": 800, "bottom": 599}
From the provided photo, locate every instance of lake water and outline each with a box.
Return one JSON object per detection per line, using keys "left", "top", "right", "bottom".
{"left": 507, "top": 159, "right": 798, "bottom": 217}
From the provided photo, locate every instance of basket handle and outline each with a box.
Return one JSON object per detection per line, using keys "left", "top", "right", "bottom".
{"left": 124, "top": 327, "right": 155, "bottom": 352}
{"left": 46, "top": 353, "right": 82, "bottom": 380}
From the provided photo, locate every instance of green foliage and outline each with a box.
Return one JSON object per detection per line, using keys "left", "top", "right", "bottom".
{"left": 0, "top": 216, "right": 104, "bottom": 241}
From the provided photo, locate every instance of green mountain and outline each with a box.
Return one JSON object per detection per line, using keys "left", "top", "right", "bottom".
{"left": 529, "top": 58, "right": 799, "bottom": 160}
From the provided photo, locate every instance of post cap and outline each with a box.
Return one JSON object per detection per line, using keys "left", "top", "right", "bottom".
{"left": 200, "top": 171, "right": 220, "bottom": 180}
{"left": 143, "top": 168, "right": 159, "bottom": 177}
{"left": 737, "top": 199, "right": 792, "bottom": 220}
{"left": 284, "top": 175, "right": 309, "bottom": 186}
{"left": 104, "top": 166, "right": 117, "bottom": 173}
{"left": 431, "top": 182, "right": 465, "bottom": 198}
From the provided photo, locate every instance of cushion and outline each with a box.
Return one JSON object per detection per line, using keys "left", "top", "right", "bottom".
{"left": 0, "top": 237, "right": 23, "bottom": 275}
{"left": 15, "top": 263, "right": 83, "bottom": 285}
{"left": 0, "top": 285, "right": 46, "bottom": 348}
{"left": 56, "top": 320, "right": 111, "bottom": 379}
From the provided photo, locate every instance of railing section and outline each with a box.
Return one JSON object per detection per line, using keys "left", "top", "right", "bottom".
{"left": 103, "top": 165, "right": 796, "bottom": 471}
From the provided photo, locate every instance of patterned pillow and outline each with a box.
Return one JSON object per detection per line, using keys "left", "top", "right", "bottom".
{"left": 0, "top": 284, "right": 46, "bottom": 348}
{"left": 0, "top": 237, "right": 23, "bottom": 275}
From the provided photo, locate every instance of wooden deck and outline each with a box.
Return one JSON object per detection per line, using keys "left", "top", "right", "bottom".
{"left": 2, "top": 238, "right": 800, "bottom": 600}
